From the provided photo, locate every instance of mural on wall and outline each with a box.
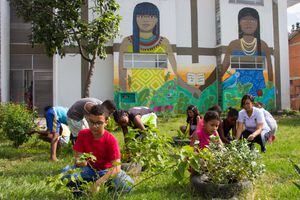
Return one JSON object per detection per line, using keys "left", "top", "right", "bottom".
{"left": 221, "top": 7, "right": 275, "bottom": 110}
{"left": 114, "top": 2, "right": 217, "bottom": 113}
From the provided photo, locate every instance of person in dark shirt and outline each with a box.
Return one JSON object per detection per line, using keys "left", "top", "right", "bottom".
{"left": 221, "top": 107, "right": 238, "bottom": 144}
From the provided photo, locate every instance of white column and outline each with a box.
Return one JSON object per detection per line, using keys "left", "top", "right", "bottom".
{"left": 277, "top": 0, "right": 291, "bottom": 109}
{"left": 0, "top": 1, "right": 10, "bottom": 102}
{"left": 53, "top": 54, "right": 58, "bottom": 106}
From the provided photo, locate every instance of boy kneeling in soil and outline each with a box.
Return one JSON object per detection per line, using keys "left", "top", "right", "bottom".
{"left": 61, "top": 105, "right": 133, "bottom": 194}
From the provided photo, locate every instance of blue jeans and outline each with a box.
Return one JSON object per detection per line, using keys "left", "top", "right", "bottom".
{"left": 61, "top": 165, "right": 134, "bottom": 192}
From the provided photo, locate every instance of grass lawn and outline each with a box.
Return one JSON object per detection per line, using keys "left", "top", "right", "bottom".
{"left": 0, "top": 115, "right": 299, "bottom": 199}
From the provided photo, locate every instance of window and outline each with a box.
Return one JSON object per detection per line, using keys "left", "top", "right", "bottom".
{"left": 229, "top": 0, "right": 264, "bottom": 6}
{"left": 123, "top": 53, "right": 168, "bottom": 69}
{"left": 230, "top": 55, "right": 266, "bottom": 69}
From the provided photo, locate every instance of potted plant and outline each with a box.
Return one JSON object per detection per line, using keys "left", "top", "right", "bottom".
{"left": 173, "top": 138, "right": 265, "bottom": 199}
{"left": 172, "top": 129, "right": 191, "bottom": 146}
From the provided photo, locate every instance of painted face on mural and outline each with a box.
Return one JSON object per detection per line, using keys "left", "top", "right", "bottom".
{"left": 136, "top": 15, "right": 158, "bottom": 32}
{"left": 240, "top": 16, "right": 258, "bottom": 35}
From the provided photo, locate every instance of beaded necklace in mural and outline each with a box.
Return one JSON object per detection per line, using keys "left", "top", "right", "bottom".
{"left": 240, "top": 37, "right": 257, "bottom": 56}
{"left": 129, "top": 35, "right": 163, "bottom": 51}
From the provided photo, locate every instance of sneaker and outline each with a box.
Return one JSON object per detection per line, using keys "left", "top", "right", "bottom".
{"left": 261, "top": 145, "right": 266, "bottom": 153}
{"left": 268, "top": 135, "right": 276, "bottom": 143}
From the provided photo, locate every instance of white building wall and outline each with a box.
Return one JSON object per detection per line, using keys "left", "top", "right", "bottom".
{"left": 277, "top": 0, "right": 290, "bottom": 109}
{"left": 54, "top": 54, "right": 81, "bottom": 107}
{"left": 90, "top": 55, "right": 114, "bottom": 101}
{"left": 198, "top": 0, "right": 216, "bottom": 47}
{"left": 175, "top": 0, "right": 191, "bottom": 47}
{"left": 1, "top": 1, "right": 10, "bottom": 102}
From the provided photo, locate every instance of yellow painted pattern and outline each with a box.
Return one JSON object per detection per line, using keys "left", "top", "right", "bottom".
{"left": 130, "top": 69, "right": 165, "bottom": 91}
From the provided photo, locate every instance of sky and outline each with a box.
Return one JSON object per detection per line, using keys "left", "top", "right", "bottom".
{"left": 287, "top": 3, "right": 300, "bottom": 32}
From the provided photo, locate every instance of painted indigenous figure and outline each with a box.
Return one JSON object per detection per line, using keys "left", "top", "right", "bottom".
{"left": 119, "top": 2, "right": 201, "bottom": 98}
{"left": 221, "top": 7, "right": 274, "bottom": 98}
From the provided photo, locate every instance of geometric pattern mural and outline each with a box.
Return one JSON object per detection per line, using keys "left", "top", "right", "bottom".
{"left": 131, "top": 69, "right": 165, "bottom": 91}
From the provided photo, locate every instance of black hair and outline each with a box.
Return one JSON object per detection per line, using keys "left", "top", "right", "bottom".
{"left": 227, "top": 107, "right": 238, "bottom": 118}
{"left": 204, "top": 111, "right": 220, "bottom": 122}
{"left": 238, "top": 7, "right": 261, "bottom": 55}
{"left": 113, "top": 109, "right": 128, "bottom": 123}
{"left": 186, "top": 105, "right": 200, "bottom": 124}
{"left": 241, "top": 94, "right": 255, "bottom": 108}
{"left": 44, "top": 106, "right": 52, "bottom": 113}
{"left": 90, "top": 104, "right": 109, "bottom": 120}
{"left": 255, "top": 101, "right": 264, "bottom": 108}
{"left": 101, "top": 100, "right": 117, "bottom": 115}
{"left": 208, "top": 105, "right": 222, "bottom": 117}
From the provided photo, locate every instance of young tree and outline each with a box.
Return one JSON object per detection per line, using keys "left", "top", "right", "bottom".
{"left": 9, "top": 0, "right": 121, "bottom": 97}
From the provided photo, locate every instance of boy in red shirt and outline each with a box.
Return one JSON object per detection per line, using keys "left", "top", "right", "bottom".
{"left": 62, "top": 105, "right": 133, "bottom": 193}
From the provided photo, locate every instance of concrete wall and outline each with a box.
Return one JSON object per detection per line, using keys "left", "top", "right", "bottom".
{"left": 90, "top": 55, "right": 114, "bottom": 101}
{"left": 0, "top": 1, "right": 10, "bottom": 102}
{"left": 277, "top": 0, "right": 291, "bottom": 109}
{"left": 54, "top": 54, "right": 81, "bottom": 107}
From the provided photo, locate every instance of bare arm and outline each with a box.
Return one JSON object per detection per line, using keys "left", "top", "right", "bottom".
{"left": 218, "top": 121, "right": 230, "bottom": 144}
{"left": 261, "top": 41, "right": 273, "bottom": 82}
{"left": 235, "top": 121, "right": 244, "bottom": 139}
{"left": 163, "top": 37, "right": 177, "bottom": 72}
{"left": 247, "top": 123, "right": 263, "bottom": 141}
{"left": 133, "top": 115, "right": 146, "bottom": 131}
{"left": 221, "top": 40, "right": 237, "bottom": 78}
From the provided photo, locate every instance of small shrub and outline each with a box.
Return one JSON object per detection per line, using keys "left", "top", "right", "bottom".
{"left": 173, "top": 139, "right": 265, "bottom": 184}
{"left": 1, "top": 103, "right": 37, "bottom": 147}
{"left": 124, "top": 126, "right": 173, "bottom": 174}
{"left": 106, "top": 117, "right": 118, "bottom": 132}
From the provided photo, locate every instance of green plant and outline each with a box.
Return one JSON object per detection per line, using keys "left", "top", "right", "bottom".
{"left": 106, "top": 117, "right": 118, "bottom": 132}
{"left": 124, "top": 126, "right": 173, "bottom": 174}
{"left": 1, "top": 103, "right": 37, "bottom": 147}
{"left": 289, "top": 159, "right": 300, "bottom": 190}
{"left": 173, "top": 139, "right": 265, "bottom": 184}
{"left": 282, "top": 109, "right": 299, "bottom": 116}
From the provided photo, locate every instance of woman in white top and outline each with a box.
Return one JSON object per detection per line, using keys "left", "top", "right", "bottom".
{"left": 236, "top": 94, "right": 270, "bottom": 152}
{"left": 254, "top": 102, "right": 277, "bottom": 142}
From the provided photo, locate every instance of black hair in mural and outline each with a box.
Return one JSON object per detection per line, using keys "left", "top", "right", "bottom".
{"left": 238, "top": 7, "right": 261, "bottom": 55}
{"left": 132, "top": 2, "right": 160, "bottom": 53}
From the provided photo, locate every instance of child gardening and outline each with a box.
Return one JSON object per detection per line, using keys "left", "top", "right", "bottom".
{"left": 191, "top": 111, "right": 223, "bottom": 149}
{"left": 180, "top": 105, "right": 202, "bottom": 137}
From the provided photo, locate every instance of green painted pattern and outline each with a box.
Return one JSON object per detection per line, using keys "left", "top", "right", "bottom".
{"left": 114, "top": 80, "right": 218, "bottom": 113}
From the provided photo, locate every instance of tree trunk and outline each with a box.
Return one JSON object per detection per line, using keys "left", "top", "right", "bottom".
{"left": 84, "top": 60, "right": 96, "bottom": 97}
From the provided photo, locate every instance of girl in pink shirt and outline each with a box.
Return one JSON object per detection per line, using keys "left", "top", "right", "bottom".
{"left": 191, "top": 111, "right": 223, "bottom": 149}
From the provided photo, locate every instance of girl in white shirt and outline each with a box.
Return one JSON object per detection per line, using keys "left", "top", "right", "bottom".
{"left": 236, "top": 94, "right": 270, "bottom": 152}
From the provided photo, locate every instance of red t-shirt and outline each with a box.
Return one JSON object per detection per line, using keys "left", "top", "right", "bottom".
{"left": 73, "top": 129, "right": 121, "bottom": 170}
